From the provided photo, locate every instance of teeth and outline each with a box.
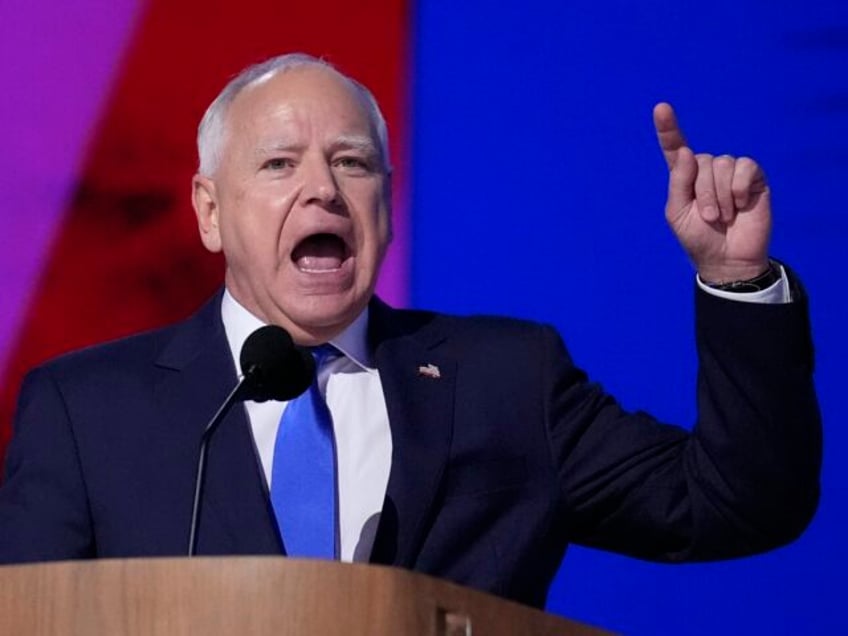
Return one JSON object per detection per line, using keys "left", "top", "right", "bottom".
{"left": 298, "top": 266, "right": 342, "bottom": 273}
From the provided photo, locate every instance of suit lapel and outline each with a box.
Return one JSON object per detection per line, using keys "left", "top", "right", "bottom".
{"left": 153, "top": 293, "right": 282, "bottom": 555}
{"left": 368, "top": 300, "right": 455, "bottom": 568}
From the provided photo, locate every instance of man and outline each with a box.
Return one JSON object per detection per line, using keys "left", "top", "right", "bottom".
{"left": 0, "top": 53, "right": 821, "bottom": 609}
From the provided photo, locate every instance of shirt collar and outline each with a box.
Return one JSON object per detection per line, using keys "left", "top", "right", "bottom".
{"left": 221, "top": 289, "right": 374, "bottom": 376}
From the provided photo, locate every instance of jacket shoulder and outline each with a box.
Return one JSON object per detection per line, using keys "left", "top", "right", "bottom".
{"left": 28, "top": 293, "right": 222, "bottom": 387}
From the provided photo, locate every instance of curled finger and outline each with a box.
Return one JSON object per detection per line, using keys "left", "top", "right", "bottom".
{"left": 732, "top": 157, "right": 766, "bottom": 209}
{"left": 713, "top": 155, "right": 736, "bottom": 224}
{"left": 694, "top": 154, "right": 719, "bottom": 223}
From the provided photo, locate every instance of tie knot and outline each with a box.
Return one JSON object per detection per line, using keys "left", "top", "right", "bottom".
{"left": 311, "top": 344, "right": 339, "bottom": 368}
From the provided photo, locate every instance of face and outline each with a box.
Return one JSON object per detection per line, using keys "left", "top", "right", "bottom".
{"left": 192, "top": 67, "right": 391, "bottom": 345}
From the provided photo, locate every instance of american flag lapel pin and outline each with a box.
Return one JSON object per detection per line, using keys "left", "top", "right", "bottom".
{"left": 417, "top": 363, "right": 441, "bottom": 379}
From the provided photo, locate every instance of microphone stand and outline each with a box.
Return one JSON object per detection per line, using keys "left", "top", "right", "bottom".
{"left": 187, "top": 373, "right": 251, "bottom": 557}
{"left": 184, "top": 325, "right": 312, "bottom": 556}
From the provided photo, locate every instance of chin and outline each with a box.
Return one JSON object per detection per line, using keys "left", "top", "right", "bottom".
{"left": 284, "top": 295, "right": 364, "bottom": 339}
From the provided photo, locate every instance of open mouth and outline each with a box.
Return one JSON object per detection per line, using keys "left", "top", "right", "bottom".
{"left": 291, "top": 233, "right": 351, "bottom": 273}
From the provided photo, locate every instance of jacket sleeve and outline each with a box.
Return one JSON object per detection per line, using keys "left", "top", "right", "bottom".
{"left": 0, "top": 366, "right": 95, "bottom": 563}
{"left": 547, "top": 283, "right": 821, "bottom": 562}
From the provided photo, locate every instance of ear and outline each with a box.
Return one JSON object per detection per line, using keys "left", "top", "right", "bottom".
{"left": 192, "top": 174, "right": 222, "bottom": 253}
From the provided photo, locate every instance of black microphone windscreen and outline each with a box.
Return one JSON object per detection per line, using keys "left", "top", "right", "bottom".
{"left": 238, "top": 325, "right": 315, "bottom": 402}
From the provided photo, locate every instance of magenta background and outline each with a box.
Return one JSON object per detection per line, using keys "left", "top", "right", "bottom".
{"left": 0, "top": 1, "right": 142, "bottom": 371}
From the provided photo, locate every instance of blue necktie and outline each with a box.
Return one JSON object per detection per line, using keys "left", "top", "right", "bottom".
{"left": 271, "top": 345, "right": 338, "bottom": 558}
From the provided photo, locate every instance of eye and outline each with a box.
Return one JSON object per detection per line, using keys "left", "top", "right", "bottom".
{"left": 334, "top": 155, "right": 373, "bottom": 173}
{"left": 262, "top": 157, "right": 295, "bottom": 171}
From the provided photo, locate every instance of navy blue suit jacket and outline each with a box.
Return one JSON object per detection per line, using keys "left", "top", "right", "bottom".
{"left": 0, "top": 289, "right": 821, "bottom": 608}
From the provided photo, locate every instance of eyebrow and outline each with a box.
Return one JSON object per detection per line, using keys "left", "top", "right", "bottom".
{"left": 330, "top": 134, "right": 380, "bottom": 155}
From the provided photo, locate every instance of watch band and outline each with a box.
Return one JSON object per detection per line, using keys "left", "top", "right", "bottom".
{"left": 704, "top": 262, "right": 782, "bottom": 293}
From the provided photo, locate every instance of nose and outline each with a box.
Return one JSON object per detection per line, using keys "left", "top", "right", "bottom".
{"left": 300, "top": 155, "right": 341, "bottom": 209}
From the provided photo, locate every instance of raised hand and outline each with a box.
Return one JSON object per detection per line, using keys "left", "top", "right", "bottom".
{"left": 654, "top": 103, "right": 771, "bottom": 283}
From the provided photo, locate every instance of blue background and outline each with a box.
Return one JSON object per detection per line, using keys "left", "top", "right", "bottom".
{"left": 411, "top": 1, "right": 846, "bottom": 633}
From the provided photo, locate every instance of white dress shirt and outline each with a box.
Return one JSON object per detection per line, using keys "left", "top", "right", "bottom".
{"left": 221, "top": 291, "right": 391, "bottom": 562}
{"left": 696, "top": 263, "right": 791, "bottom": 304}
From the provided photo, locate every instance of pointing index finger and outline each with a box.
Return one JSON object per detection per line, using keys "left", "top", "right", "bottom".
{"left": 654, "top": 102, "right": 688, "bottom": 170}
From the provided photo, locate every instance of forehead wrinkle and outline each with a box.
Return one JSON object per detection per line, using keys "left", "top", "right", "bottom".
{"left": 253, "top": 139, "right": 306, "bottom": 158}
{"left": 253, "top": 134, "right": 379, "bottom": 161}
{"left": 227, "top": 97, "right": 295, "bottom": 141}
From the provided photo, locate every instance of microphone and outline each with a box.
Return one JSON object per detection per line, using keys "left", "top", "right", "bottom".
{"left": 238, "top": 326, "right": 315, "bottom": 401}
{"left": 187, "top": 325, "right": 315, "bottom": 556}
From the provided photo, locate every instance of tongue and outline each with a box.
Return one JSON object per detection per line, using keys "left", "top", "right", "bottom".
{"left": 292, "top": 234, "right": 347, "bottom": 271}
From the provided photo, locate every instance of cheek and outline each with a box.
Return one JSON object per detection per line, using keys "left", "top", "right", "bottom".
{"left": 225, "top": 186, "right": 293, "bottom": 235}
{"left": 348, "top": 184, "right": 389, "bottom": 234}
{"left": 217, "top": 194, "right": 278, "bottom": 263}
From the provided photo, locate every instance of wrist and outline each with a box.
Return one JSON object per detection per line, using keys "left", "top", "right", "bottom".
{"left": 701, "top": 260, "right": 780, "bottom": 292}
{"left": 698, "top": 260, "right": 771, "bottom": 286}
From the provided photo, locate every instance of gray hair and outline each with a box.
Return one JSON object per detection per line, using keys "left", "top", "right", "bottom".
{"left": 197, "top": 52, "right": 391, "bottom": 176}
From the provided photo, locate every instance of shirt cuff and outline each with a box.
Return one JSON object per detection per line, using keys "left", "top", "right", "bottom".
{"left": 697, "top": 264, "right": 792, "bottom": 304}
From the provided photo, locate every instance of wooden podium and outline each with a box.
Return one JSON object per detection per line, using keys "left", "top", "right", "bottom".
{"left": 0, "top": 558, "right": 611, "bottom": 635}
